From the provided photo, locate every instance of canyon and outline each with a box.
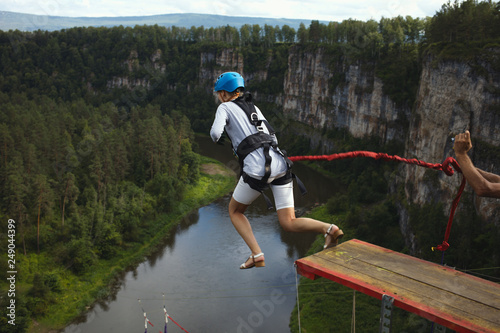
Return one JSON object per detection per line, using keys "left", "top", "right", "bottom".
{"left": 108, "top": 44, "right": 500, "bottom": 254}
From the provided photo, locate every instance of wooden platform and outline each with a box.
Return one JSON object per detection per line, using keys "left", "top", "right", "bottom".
{"left": 295, "top": 239, "right": 500, "bottom": 333}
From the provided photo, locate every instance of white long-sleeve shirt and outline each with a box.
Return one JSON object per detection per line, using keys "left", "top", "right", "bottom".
{"left": 210, "top": 101, "right": 287, "bottom": 180}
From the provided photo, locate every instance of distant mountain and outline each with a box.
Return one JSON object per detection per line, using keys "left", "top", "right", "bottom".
{"left": 0, "top": 11, "right": 322, "bottom": 32}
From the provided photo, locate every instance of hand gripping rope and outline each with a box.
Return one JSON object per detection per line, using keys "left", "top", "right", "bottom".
{"left": 288, "top": 151, "right": 466, "bottom": 254}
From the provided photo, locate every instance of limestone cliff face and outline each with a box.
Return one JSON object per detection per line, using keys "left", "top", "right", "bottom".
{"left": 107, "top": 49, "right": 165, "bottom": 89}
{"left": 403, "top": 53, "right": 500, "bottom": 217}
{"left": 283, "top": 47, "right": 410, "bottom": 144}
{"left": 199, "top": 48, "right": 244, "bottom": 84}
{"left": 199, "top": 48, "right": 271, "bottom": 97}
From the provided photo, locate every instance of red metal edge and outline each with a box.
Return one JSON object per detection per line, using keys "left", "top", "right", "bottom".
{"left": 295, "top": 245, "right": 497, "bottom": 333}
{"left": 295, "top": 263, "right": 319, "bottom": 280}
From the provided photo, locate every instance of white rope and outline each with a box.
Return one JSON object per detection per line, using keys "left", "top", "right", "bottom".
{"left": 294, "top": 263, "right": 302, "bottom": 333}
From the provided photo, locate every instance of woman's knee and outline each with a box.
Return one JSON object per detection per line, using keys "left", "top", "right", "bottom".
{"left": 277, "top": 208, "right": 296, "bottom": 232}
{"left": 229, "top": 197, "right": 248, "bottom": 216}
{"left": 280, "top": 220, "right": 295, "bottom": 232}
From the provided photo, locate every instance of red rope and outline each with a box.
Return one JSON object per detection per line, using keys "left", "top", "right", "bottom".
{"left": 168, "top": 315, "right": 190, "bottom": 333}
{"left": 432, "top": 176, "right": 467, "bottom": 252}
{"left": 289, "top": 151, "right": 466, "bottom": 252}
{"left": 289, "top": 151, "right": 461, "bottom": 176}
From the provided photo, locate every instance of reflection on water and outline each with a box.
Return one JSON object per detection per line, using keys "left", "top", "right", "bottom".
{"left": 63, "top": 136, "right": 341, "bottom": 333}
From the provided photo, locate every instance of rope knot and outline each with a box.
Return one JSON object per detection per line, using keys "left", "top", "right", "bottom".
{"left": 441, "top": 157, "right": 461, "bottom": 176}
{"left": 432, "top": 241, "right": 450, "bottom": 252}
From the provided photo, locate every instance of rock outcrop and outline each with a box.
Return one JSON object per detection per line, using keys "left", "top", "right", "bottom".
{"left": 107, "top": 49, "right": 166, "bottom": 89}
{"left": 283, "top": 46, "right": 410, "bottom": 143}
{"left": 405, "top": 54, "right": 500, "bottom": 212}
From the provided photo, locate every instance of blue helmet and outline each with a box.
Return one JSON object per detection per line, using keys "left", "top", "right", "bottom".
{"left": 214, "top": 72, "right": 245, "bottom": 92}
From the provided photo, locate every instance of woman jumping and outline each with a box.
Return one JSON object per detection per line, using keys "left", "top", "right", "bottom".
{"left": 210, "top": 72, "right": 343, "bottom": 269}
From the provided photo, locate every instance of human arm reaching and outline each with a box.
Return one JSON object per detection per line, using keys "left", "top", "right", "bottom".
{"left": 453, "top": 131, "right": 500, "bottom": 198}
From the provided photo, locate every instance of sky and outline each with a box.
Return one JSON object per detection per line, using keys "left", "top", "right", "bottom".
{"left": 0, "top": 0, "right": 448, "bottom": 22}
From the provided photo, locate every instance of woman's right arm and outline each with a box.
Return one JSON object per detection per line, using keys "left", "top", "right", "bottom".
{"left": 210, "top": 106, "right": 228, "bottom": 142}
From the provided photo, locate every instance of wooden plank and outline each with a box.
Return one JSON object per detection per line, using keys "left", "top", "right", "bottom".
{"left": 328, "top": 240, "right": 500, "bottom": 309}
{"left": 295, "top": 239, "right": 500, "bottom": 333}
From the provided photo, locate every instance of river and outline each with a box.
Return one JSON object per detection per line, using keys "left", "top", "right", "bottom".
{"left": 63, "top": 136, "right": 340, "bottom": 333}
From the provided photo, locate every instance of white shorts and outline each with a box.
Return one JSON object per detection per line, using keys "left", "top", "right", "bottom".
{"left": 232, "top": 176, "right": 294, "bottom": 211}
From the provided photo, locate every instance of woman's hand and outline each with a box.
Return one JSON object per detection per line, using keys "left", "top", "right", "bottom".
{"left": 454, "top": 130, "right": 472, "bottom": 155}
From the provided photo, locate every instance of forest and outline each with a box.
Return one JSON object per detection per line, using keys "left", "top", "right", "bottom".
{"left": 1, "top": 0, "right": 499, "bottom": 331}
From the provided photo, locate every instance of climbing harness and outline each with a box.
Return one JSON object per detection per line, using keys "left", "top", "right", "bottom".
{"left": 289, "top": 151, "right": 466, "bottom": 253}
{"left": 232, "top": 92, "right": 306, "bottom": 208}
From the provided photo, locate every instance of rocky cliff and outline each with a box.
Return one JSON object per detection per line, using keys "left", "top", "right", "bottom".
{"left": 200, "top": 45, "right": 500, "bottom": 253}
{"left": 283, "top": 47, "right": 410, "bottom": 144}
{"left": 404, "top": 53, "right": 500, "bottom": 215}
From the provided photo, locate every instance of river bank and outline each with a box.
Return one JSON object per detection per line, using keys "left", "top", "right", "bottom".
{"left": 23, "top": 158, "right": 236, "bottom": 333}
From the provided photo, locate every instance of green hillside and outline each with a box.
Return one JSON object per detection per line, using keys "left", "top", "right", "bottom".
{"left": 0, "top": 11, "right": 320, "bottom": 32}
